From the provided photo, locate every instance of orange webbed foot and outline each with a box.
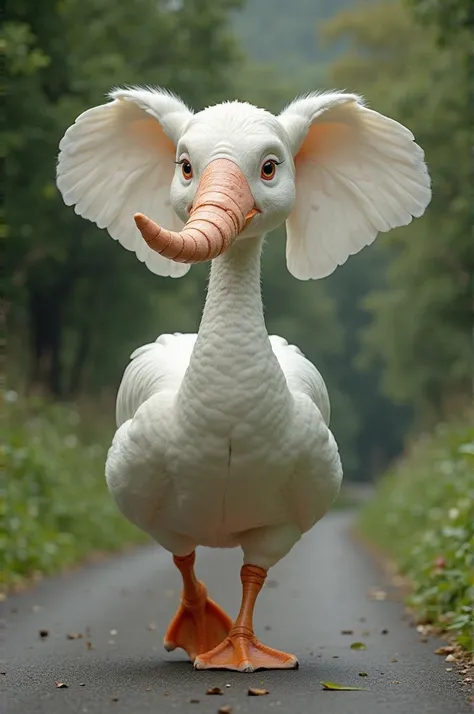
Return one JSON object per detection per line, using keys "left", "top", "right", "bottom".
{"left": 164, "top": 581, "right": 233, "bottom": 662}
{"left": 194, "top": 563, "right": 298, "bottom": 672}
{"left": 194, "top": 629, "right": 298, "bottom": 672}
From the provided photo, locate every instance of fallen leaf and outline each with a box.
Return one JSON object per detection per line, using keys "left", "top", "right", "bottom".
{"left": 446, "top": 668, "right": 453, "bottom": 672}
{"left": 85, "top": 641, "right": 93, "bottom": 650}
{"left": 39, "top": 629, "right": 49, "bottom": 639}
{"left": 66, "top": 632, "right": 82, "bottom": 640}
{"left": 0, "top": 593, "right": 6, "bottom": 602}
{"left": 391, "top": 657, "right": 398, "bottom": 663}
{"left": 445, "top": 654, "right": 456, "bottom": 663}
{"left": 435, "top": 645, "right": 455, "bottom": 655}
{"left": 55, "top": 682, "right": 68, "bottom": 689}
{"left": 416, "top": 625, "right": 430, "bottom": 636}
{"left": 206, "top": 687, "right": 223, "bottom": 695}
{"left": 321, "top": 681, "right": 367, "bottom": 691}
{"left": 218, "top": 706, "right": 233, "bottom": 714}
{"left": 341, "top": 629, "right": 353, "bottom": 635}
{"left": 248, "top": 687, "right": 269, "bottom": 696}
{"left": 350, "top": 642, "right": 367, "bottom": 650}
{"left": 460, "top": 669, "right": 469, "bottom": 675}
{"left": 359, "top": 672, "right": 368, "bottom": 677}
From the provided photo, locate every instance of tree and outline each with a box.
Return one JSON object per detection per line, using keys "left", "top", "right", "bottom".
{"left": 322, "top": 0, "right": 472, "bottom": 424}
{"left": 5, "top": 0, "right": 242, "bottom": 396}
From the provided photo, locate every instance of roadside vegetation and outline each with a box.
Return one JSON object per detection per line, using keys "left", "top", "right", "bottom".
{"left": 1, "top": 394, "right": 147, "bottom": 590}
{"left": 360, "top": 417, "right": 474, "bottom": 652}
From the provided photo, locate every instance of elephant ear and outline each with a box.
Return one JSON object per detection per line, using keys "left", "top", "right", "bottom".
{"left": 278, "top": 92, "right": 431, "bottom": 280}
{"left": 57, "top": 87, "right": 193, "bottom": 278}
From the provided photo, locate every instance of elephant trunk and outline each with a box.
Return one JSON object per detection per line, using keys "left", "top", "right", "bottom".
{"left": 134, "top": 158, "right": 258, "bottom": 264}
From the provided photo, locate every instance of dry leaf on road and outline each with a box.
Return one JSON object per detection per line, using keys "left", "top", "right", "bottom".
{"left": 321, "top": 681, "right": 368, "bottom": 691}
{"left": 206, "top": 687, "right": 223, "bottom": 695}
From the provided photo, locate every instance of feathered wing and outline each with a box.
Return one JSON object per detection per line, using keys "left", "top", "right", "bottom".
{"left": 278, "top": 92, "right": 432, "bottom": 280}
{"left": 57, "top": 88, "right": 193, "bottom": 277}
{"left": 115, "top": 332, "right": 198, "bottom": 426}
{"left": 269, "top": 335, "right": 330, "bottom": 424}
{"left": 106, "top": 333, "right": 198, "bottom": 536}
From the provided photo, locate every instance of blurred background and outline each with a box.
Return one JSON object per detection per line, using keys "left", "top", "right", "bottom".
{"left": 4, "top": 0, "right": 473, "bottom": 649}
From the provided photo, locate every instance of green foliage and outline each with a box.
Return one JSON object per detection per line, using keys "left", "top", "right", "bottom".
{"left": 1, "top": 394, "right": 147, "bottom": 588}
{"left": 5, "top": 0, "right": 243, "bottom": 397}
{"left": 408, "top": 0, "right": 474, "bottom": 43}
{"left": 360, "top": 417, "right": 474, "bottom": 650}
{"left": 322, "top": 0, "right": 472, "bottom": 422}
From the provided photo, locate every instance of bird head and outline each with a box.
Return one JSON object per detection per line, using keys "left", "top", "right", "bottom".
{"left": 57, "top": 87, "right": 431, "bottom": 279}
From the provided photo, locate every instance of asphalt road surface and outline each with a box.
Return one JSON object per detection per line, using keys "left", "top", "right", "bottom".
{"left": 2, "top": 512, "right": 471, "bottom": 714}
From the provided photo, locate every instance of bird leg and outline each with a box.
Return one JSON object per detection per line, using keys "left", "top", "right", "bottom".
{"left": 194, "top": 564, "right": 298, "bottom": 672}
{"left": 164, "top": 551, "right": 232, "bottom": 662}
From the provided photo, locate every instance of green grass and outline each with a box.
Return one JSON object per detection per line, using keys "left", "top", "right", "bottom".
{"left": 359, "top": 417, "right": 474, "bottom": 651}
{"left": 1, "top": 394, "right": 147, "bottom": 590}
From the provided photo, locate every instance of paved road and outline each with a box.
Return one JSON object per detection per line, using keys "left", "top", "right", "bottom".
{"left": 2, "top": 512, "right": 470, "bottom": 714}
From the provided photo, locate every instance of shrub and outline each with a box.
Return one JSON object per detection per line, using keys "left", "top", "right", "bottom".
{"left": 1, "top": 394, "right": 147, "bottom": 588}
{"left": 360, "top": 417, "right": 474, "bottom": 651}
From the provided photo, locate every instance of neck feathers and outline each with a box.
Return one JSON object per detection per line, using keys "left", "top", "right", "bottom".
{"left": 177, "top": 236, "right": 291, "bottom": 427}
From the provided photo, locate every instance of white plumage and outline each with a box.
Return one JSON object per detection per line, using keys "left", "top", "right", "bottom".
{"left": 56, "top": 86, "right": 430, "bottom": 670}
{"left": 57, "top": 89, "right": 192, "bottom": 277}
{"left": 279, "top": 93, "right": 431, "bottom": 279}
{"left": 116, "top": 333, "right": 330, "bottom": 429}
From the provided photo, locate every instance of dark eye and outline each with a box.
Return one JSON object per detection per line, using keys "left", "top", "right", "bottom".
{"left": 181, "top": 160, "right": 193, "bottom": 180}
{"left": 261, "top": 160, "right": 277, "bottom": 181}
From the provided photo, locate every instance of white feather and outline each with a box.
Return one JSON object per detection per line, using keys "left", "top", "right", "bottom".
{"left": 116, "top": 332, "right": 330, "bottom": 427}
{"left": 56, "top": 88, "right": 193, "bottom": 278}
{"left": 279, "top": 92, "right": 432, "bottom": 280}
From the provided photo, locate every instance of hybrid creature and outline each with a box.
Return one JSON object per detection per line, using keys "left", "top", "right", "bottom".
{"left": 57, "top": 87, "right": 431, "bottom": 671}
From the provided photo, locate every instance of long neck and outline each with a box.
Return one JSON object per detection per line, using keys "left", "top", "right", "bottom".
{"left": 177, "top": 236, "right": 290, "bottom": 422}
{"left": 198, "top": 235, "right": 268, "bottom": 350}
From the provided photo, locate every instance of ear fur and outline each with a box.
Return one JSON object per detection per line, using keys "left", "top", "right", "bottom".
{"left": 57, "top": 87, "right": 194, "bottom": 277}
{"left": 278, "top": 92, "right": 431, "bottom": 280}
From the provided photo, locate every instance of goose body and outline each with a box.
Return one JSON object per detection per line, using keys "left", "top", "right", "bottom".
{"left": 106, "top": 239, "right": 341, "bottom": 567}
{"left": 57, "top": 86, "right": 430, "bottom": 670}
